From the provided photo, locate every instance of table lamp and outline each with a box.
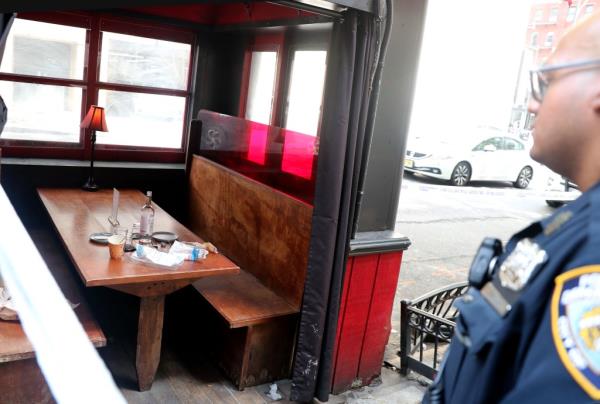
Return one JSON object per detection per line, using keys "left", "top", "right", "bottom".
{"left": 80, "top": 105, "right": 108, "bottom": 191}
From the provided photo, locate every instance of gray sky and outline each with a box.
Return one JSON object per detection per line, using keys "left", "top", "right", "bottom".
{"left": 408, "top": 0, "right": 532, "bottom": 141}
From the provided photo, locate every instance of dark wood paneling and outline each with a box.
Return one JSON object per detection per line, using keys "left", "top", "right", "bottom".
{"left": 188, "top": 155, "right": 312, "bottom": 309}
{"left": 0, "top": 359, "right": 55, "bottom": 403}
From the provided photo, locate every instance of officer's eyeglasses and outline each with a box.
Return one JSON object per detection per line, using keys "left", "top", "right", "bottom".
{"left": 529, "top": 58, "right": 600, "bottom": 103}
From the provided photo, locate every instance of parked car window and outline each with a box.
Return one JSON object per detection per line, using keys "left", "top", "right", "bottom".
{"left": 503, "top": 137, "right": 524, "bottom": 151}
{"left": 473, "top": 137, "right": 503, "bottom": 151}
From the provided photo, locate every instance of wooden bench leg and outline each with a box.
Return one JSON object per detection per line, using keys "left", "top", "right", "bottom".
{"left": 238, "top": 325, "right": 254, "bottom": 391}
{"left": 136, "top": 295, "right": 165, "bottom": 391}
{"left": 234, "top": 317, "right": 297, "bottom": 390}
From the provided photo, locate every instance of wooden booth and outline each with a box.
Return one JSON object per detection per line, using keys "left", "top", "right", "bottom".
{"left": 0, "top": 0, "right": 423, "bottom": 402}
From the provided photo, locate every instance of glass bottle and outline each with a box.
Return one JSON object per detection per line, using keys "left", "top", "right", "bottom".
{"left": 140, "top": 191, "right": 155, "bottom": 239}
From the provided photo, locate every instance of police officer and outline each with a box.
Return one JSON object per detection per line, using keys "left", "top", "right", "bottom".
{"left": 423, "top": 11, "right": 600, "bottom": 404}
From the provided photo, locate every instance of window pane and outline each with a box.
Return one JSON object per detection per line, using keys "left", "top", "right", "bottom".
{"left": 0, "top": 19, "right": 86, "bottom": 80}
{"left": 285, "top": 50, "right": 327, "bottom": 136}
{"left": 0, "top": 81, "right": 82, "bottom": 142}
{"left": 245, "top": 51, "right": 277, "bottom": 125}
{"left": 96, "top": 90, "right": 185, "bottom": 148}
{"left": 99, "top": 32, "right": 191, "bottom": 90}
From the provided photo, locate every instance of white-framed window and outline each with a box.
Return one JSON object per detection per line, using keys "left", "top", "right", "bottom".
{"left": 534, "top": 9, "right": 544, "bottom": 23}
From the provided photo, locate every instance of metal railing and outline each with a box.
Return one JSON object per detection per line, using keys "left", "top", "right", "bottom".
{"left": 399, "top": 281, "right": 468, "bottom": 380}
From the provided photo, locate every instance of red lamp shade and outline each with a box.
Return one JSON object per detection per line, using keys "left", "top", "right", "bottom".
{"left": 80, "top": 105, "right": 108, "bottom": 132}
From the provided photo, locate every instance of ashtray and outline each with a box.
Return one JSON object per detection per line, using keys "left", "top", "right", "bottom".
{"left": 151, "top": 231, "right": 178, "bottom": 252}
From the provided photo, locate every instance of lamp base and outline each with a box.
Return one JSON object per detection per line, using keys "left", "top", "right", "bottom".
{"left": 82, "top": 177, "right": 99, "bottom": 192}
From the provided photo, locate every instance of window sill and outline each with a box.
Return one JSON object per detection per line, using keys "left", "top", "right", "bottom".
{"left": 1, "top": 157, "right": 185, "bottom": 171}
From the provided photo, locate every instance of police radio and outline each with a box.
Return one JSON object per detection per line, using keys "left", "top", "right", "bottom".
{"left": 468, "top": 237, "right": 503, "bottom": 289}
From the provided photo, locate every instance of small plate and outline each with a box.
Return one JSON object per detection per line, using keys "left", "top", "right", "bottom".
{"left": 89, "top": 232, "right": 113, "bottom": 244}
{"left": 151, "top": 231, "right": 178, "bottom": 243}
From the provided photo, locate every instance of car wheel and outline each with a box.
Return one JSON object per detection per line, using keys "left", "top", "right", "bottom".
{"left": 514, "top": 166, "right": 533, "bottom": 189}
{"left": 450, "top": 162, "right": 471, "bottom": 186}
{"left": 546, "top": 200, "right": 564, "bottom": 208}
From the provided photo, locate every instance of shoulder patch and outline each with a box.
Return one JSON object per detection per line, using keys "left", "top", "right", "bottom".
{"left": 552, "top": 266, "right": 600, "bottom": 400}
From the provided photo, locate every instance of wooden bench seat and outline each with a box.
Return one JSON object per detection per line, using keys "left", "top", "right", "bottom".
{"left": 193, "top": 271, "right": 297, "bottom": 329}
{"left": 0, "top": 229, "right": 106, "bottom": 403}
{"left": 188, "top": 155, "right": 313, "bottom": 389}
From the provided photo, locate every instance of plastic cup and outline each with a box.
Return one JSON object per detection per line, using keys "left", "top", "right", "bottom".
{"left": 108, "top": 233, "right": 126, "bottom": 259}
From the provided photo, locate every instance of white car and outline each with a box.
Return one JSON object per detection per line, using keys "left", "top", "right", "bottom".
{"left": 544, "top": 172, "right": 580, "bottom": 208}
{"left": 404, "top": 135, "right": 535, "bottom": 188}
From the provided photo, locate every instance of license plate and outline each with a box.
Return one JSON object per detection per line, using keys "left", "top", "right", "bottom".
{"left": 404, "top": 158, "right": 414, "bottom": 168}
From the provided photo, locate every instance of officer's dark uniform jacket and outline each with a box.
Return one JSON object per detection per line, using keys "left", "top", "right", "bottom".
{"left": 424, "top": 182, "right": 600, "bottom": 404}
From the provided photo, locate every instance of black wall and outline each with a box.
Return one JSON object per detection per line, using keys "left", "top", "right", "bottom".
{"left": 193, "top": 32, "right": 248, "bottom": 117}
{"left": 1, "top": 162, "right": 187, "bottom": 231}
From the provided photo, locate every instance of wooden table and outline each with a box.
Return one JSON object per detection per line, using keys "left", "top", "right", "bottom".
{"left": 37, "top": 188, "right": 240, "bottom": 391}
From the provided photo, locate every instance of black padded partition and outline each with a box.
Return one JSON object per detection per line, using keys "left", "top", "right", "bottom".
{"left": 290, "top": 1, "right": 390, "bottom": 400}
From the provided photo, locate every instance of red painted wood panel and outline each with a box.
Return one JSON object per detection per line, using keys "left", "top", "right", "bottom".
{"left": 357, "top": 252, "right": 404, "bottom": 382}
{"left": 331, "top": 258, "right": 354, "bottom": 384}
{"left": 331, "top": 254, "right": 379, "bottom": 392}
{"left": 331, "top": 251, "right": 405, "bottom": 394}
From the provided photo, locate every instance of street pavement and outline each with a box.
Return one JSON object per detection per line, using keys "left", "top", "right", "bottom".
{"left": 393, "top": 172, "right": 554, "bottom": 301}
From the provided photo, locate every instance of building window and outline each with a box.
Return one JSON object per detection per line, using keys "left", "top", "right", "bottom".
{"left": 585, "top": 4, "right": 595, "bottom": 15}
{"left": 284, "top": 50, "right": 327, "bottom": 137}
{"left": 534, "top": 9, "right": 544, "bottom": 23}
{"left": 0, "top": 19, "right": 86, "bottom": 143}
{"left": 530, "top": 32, "right": 539, "bottom": 47}
{"left": 567, "top": 6, "right": 577, "bottom": 22}
{"left": 0, "top": 14, "right": 194, "bottom": 161}
{"left": 96, "top": 31, "right": 191, "bottom": 149}
{"left": 549, "top": 8, "right": 559, "bottom": 23}
{"left": 245, "top": 51, "right": 278, "bottom": 125}
{"left": 545, "top": 32, "right": 555, "bottom": 47}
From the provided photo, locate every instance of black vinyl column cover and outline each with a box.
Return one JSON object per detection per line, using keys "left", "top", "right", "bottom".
{"left": 291, "top": 8, "right": 380, "bottom": 402}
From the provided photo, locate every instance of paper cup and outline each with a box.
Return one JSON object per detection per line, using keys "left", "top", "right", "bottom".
{"left": 108, "top": 234, "right": 126, "bottom": 259}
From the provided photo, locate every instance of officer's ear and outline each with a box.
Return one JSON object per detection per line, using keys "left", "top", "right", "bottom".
{"left": 591, "top": 84, "right": 600, "bottom": 114}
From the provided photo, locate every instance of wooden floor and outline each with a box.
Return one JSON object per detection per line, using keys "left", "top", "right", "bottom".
{"left": 92, "top": 282, "right": 295, "bottom": 404}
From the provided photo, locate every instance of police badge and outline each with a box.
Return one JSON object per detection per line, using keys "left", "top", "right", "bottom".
{"left": 499, "top": 238, "right": 547, "bottom": 291}
{"left": 552, "top": 266, "right": 600, "bottom": 400}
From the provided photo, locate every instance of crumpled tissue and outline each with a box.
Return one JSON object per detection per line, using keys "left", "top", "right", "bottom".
{"left": 266, "top": 383, "right": 282, "bottom": 401}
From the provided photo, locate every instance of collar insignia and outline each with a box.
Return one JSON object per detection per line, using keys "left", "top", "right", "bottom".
{"left": 499, "top": 238, "right": 547, "bottom": 291}
{"left": 544, "top": 210, "right": 573, "bottom": 236}
{"left": 552, "top": 266, "right": 600, "bottom": 400}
